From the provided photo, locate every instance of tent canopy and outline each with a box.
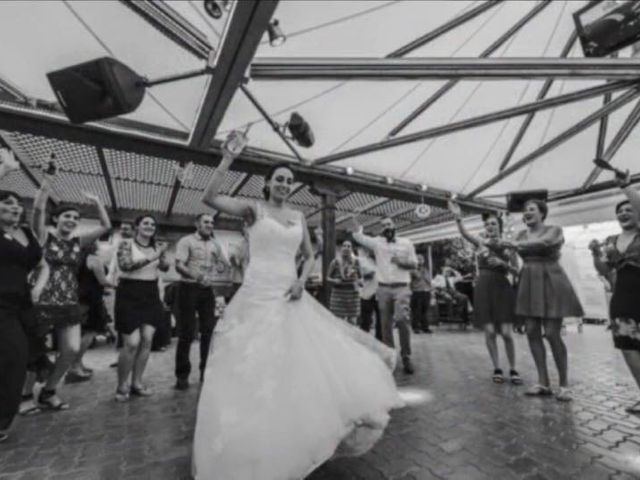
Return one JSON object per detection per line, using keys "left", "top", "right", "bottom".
{"left": 0, "top": 0, "right": 637, "bottom": 234}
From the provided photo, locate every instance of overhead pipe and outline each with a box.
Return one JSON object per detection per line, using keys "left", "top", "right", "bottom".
{"left": 314, "top": 79, "right": 638, "bottom": 165}
{"left": 464, "top": 87, "right": 640, "bottom": 198}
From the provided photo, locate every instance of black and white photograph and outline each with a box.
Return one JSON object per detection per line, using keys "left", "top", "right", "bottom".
{"left": 1, "top": 1, "right": 640, "bottom": 479}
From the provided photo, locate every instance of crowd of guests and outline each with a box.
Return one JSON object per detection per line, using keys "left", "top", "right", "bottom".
{"left": 1, "top": 139, "right": 639, "bottom": 444}
{"left": 0, "top": 148, "right": 248, "bottom": 443}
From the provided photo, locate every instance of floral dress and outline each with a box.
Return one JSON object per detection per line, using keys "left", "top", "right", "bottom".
{"left": 36, "top": 233, "right": 83, "bottom": 327}
{"left": 604, "top": 233, "right": 640, "bottom": 351}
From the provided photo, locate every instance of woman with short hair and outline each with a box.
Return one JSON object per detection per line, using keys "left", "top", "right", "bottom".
{"left": 499, "top": 199, "right": 583, "bottom": 401}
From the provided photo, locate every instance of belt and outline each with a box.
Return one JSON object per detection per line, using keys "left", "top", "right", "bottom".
{"left": 379, "top": 282, "right": 408, "bottom": 288}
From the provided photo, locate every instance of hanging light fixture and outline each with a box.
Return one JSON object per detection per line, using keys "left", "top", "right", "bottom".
{"left": 345, "top": 166, "right": 354, "bottom": 176}
{"left": 268, "top": 19, "right": 286, "bottom": 47}
{"left": 221, "top": 0, "right": 232, "bottom": 11}
{"left": 203, "top": 0, "right": 223, "bottom": 19}
{"left": 287, "top": 112, "right": 314, "bottom": 147}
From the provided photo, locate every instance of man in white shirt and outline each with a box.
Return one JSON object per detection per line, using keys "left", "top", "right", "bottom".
{"left": 351, "top": 216, "right": 418, "bottom": 374}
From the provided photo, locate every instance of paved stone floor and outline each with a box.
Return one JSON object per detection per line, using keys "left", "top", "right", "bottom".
{"left": 1, "top": 324, "right": 640, "bottom": 479}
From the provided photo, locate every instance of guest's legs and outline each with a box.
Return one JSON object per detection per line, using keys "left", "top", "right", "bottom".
{"left": 197, "top": 288, "right": 216, "bottom": 380}
{"left": 44, "top": 324, "right": 81, "bottom": 392}
{"left": 526, "top": 318, "right": 549, "bottom": 387}
{"left": 410, "top": 292, "right": 421, "bottom": 332}
{"left": 359, "top": 298, "right": 374, "bottom": 333}
{"left": 70, "top": 329, "right": 96, "bottom": 374}
{"left": 484, "top": 323, "right": 499, "bottom": 370}
{"left": 543, "top": 318, "right": 568, "bottom": 388}
{"left": 117, "top": 330, "right": 140, "bottom": 392}
{"left": 422, "top": 292, "right": 432, "bottom": 331}
{"left": 373, "top": 299, "right": 382, "bottom": 341}
{"left": 621, "top": 350, "right": 640, "bottom": 391}
{"left": 0, "top": 310, "right": 28, "bottom": 432}
{"left": 376, "top": 288, "right": 395, "bottom": 349}
{"left": 394, "top": 288, "right": 412, "bottom": 360}
{"left": 131, "top": 324, "right": 155, "bottom": 389}
{"left": 500, "top": 323, "right": 516, "bottom": 371}
{"left": 175, "top": 284, "right": 197, "bottom": 380}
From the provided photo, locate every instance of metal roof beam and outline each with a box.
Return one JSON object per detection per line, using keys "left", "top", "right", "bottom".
{"left": 0, "top": 103, "right": 498, "bottom": 212}
{"left": 388, "top": 0, "right": 550, "bottom": 137}
{"left": 465, "top": 86, "right": 640, "bottom": 198}
{"left": 335, "top": 198, "right": 391, "bottom": 224}
{"left": 96, "top": 147, "right": 118, "bottom": 212}
{"left": 387, "top": 1, "right": 503, "bottom": 58}
{"left": 498, "top": 31, "right": 578, "bottom": 171}
{"left": 314, "top": 78, "right": 636, "bottom": 165}
{"left": 250, "top": 57, "right": 640, "bottom": 81}
{"left": 189, "top": 1, "right": 279, "bottom": 148}
{"left": 581, "top": 98, "right": 640, "bottom": 190}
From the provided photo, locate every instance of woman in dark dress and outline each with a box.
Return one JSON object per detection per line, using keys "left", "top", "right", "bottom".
{"left": 32, "top": 175, "right": 111, "bottom": 410}
{"left": 499, "top": 199, "right": 583, "bottom": 402}
{"left": 589, "top": 172, "right": 640, "bottom": 413}
{"left": 449, "top": 201, "right": 521, "bottom": 384}
{"left": 115, "top": 215, "right": 169, "bottom": 402}
{"left": 327, "top": 240, "right": 362, "bottom": 324}
{"left": 0, "top": 149, "right": 42, "bottom": 442}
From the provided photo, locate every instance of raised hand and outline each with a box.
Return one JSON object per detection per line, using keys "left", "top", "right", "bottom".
{"left": 0, "top": 148, "right": 20, "bottom": 172}
{"left": 81, "top": 191, "right": 101, "bottom": 204}
{"left": 588, "top": 239, "right": 601, "bottom": 254}
{"left": 222, "top": 130, "right": 249, "bottom": 158}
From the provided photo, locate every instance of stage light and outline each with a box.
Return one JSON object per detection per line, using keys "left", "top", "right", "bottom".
{"left": 385, "top": 176, "right": 394, "bottom": 185}
{"left": 287, "top": 112, "right": 314, "bottom": 148}
{"left": 268, "top": 19, "right": 286, "bottom": 47}
{"left": 345, "top": 166, "right": 354, "bottom": 175}
{"left": 419, "top": 184, "right": 428, "bottom": 192}
{"left": 204, "top": 0, "right": 223, "bottom": 19}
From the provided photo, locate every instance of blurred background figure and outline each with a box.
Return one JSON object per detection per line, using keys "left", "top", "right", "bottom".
{"left": 328, "top": 240, "right": 362, "bottom": 324}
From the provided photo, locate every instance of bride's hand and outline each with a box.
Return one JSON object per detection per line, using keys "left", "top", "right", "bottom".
{"left": 285, "top": 279, "right": 304, "bottom": 301}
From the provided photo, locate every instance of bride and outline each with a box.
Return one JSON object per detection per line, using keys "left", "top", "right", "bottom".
{"left": 192, "top": 132, "right": 403, "bottom": 480}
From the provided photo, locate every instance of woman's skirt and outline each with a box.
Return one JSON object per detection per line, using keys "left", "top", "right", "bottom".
{"left": 33, "top": 304, "right": 83, "bottom": 330}
{"left": 610, "top": 265, "right": 640, "bottom": 351}
{"left": 115, "top": 279, "right": 162, "bottom": 335}
{"left": 473, "top": 270, "right": 515, "bottom": 329}
{"left": 330, "top": 284, "right": 360, "bottom": 319}
{"left": 516, "top": 259, "right": 584, "bottom": 319}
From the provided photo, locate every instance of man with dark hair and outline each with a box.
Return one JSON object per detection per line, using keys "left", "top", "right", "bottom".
{"left": 351, "top": 216, "right": 418, "bottom": 374}
{"left": 174, "top": 213, "right": 229, "bottom": 390}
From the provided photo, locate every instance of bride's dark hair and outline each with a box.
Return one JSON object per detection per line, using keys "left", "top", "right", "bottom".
{"left": 262, "top": 163, "right": 295, "bottom": 200}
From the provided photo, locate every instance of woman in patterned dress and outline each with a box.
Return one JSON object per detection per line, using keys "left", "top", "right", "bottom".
{"left": 449, "top": 201, "right": 521, "bottom": 385}
{"left": 328, "top": 240, "right": 362, "bottom": 324}
{"left": 32, "top": 174, "right": 111, "bottom": 410}
{"left": 589, "top": 171, "right": 640, "bottom": 413}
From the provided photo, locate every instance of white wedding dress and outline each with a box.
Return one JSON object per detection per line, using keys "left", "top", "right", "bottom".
{"left": 192, "top": 203, "right": 403, "bottom": 480}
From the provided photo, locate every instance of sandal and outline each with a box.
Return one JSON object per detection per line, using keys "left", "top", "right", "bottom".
{"left": 38, "top": 389, "right": 70, "bottom": 410}
{"left": 492, "top": 369, "right": 505, "bottom": 384}
{"left": 524, "top": 384, "right": 553, "bottom": 397}
{"left": 65, "top": 370, "right": 92, "bottom": 384}
{"left": 115, "top": 388, "right": 130, "bottom": 403}
{"left": 625, "top": 401, "right": 640, "bottom": 414}
{"left": 556, "top": 387, "right": 573, "bottom": 402}
{"left": 130, "top": 385, "right": 152, "bottom": 397}
{"left": 509, "top": 370, "right": 523, "bottom": 385}
{"left": 19, "top": 394, "right": 41, "bottom": 416}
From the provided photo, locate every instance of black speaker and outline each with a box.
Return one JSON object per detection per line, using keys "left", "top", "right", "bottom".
{"left": 506, "top": 189, "right": 548, "bottom": 213}
{"left": 288, "top": 112, "right": 314, "bottom": 148}
{"left": 574, "top": 1, "right": 640, "bottom": 57}
{"left": 47, "top": 57, "right": 146, "bottom": 124}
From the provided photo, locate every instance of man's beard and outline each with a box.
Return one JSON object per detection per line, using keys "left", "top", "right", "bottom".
{"left": 382, "top": 228, "right": 395, "bottom": 241}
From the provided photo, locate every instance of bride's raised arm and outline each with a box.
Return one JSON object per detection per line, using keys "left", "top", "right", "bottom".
{"left": 202, "top": 131, "right": 256, "bottom": 224}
